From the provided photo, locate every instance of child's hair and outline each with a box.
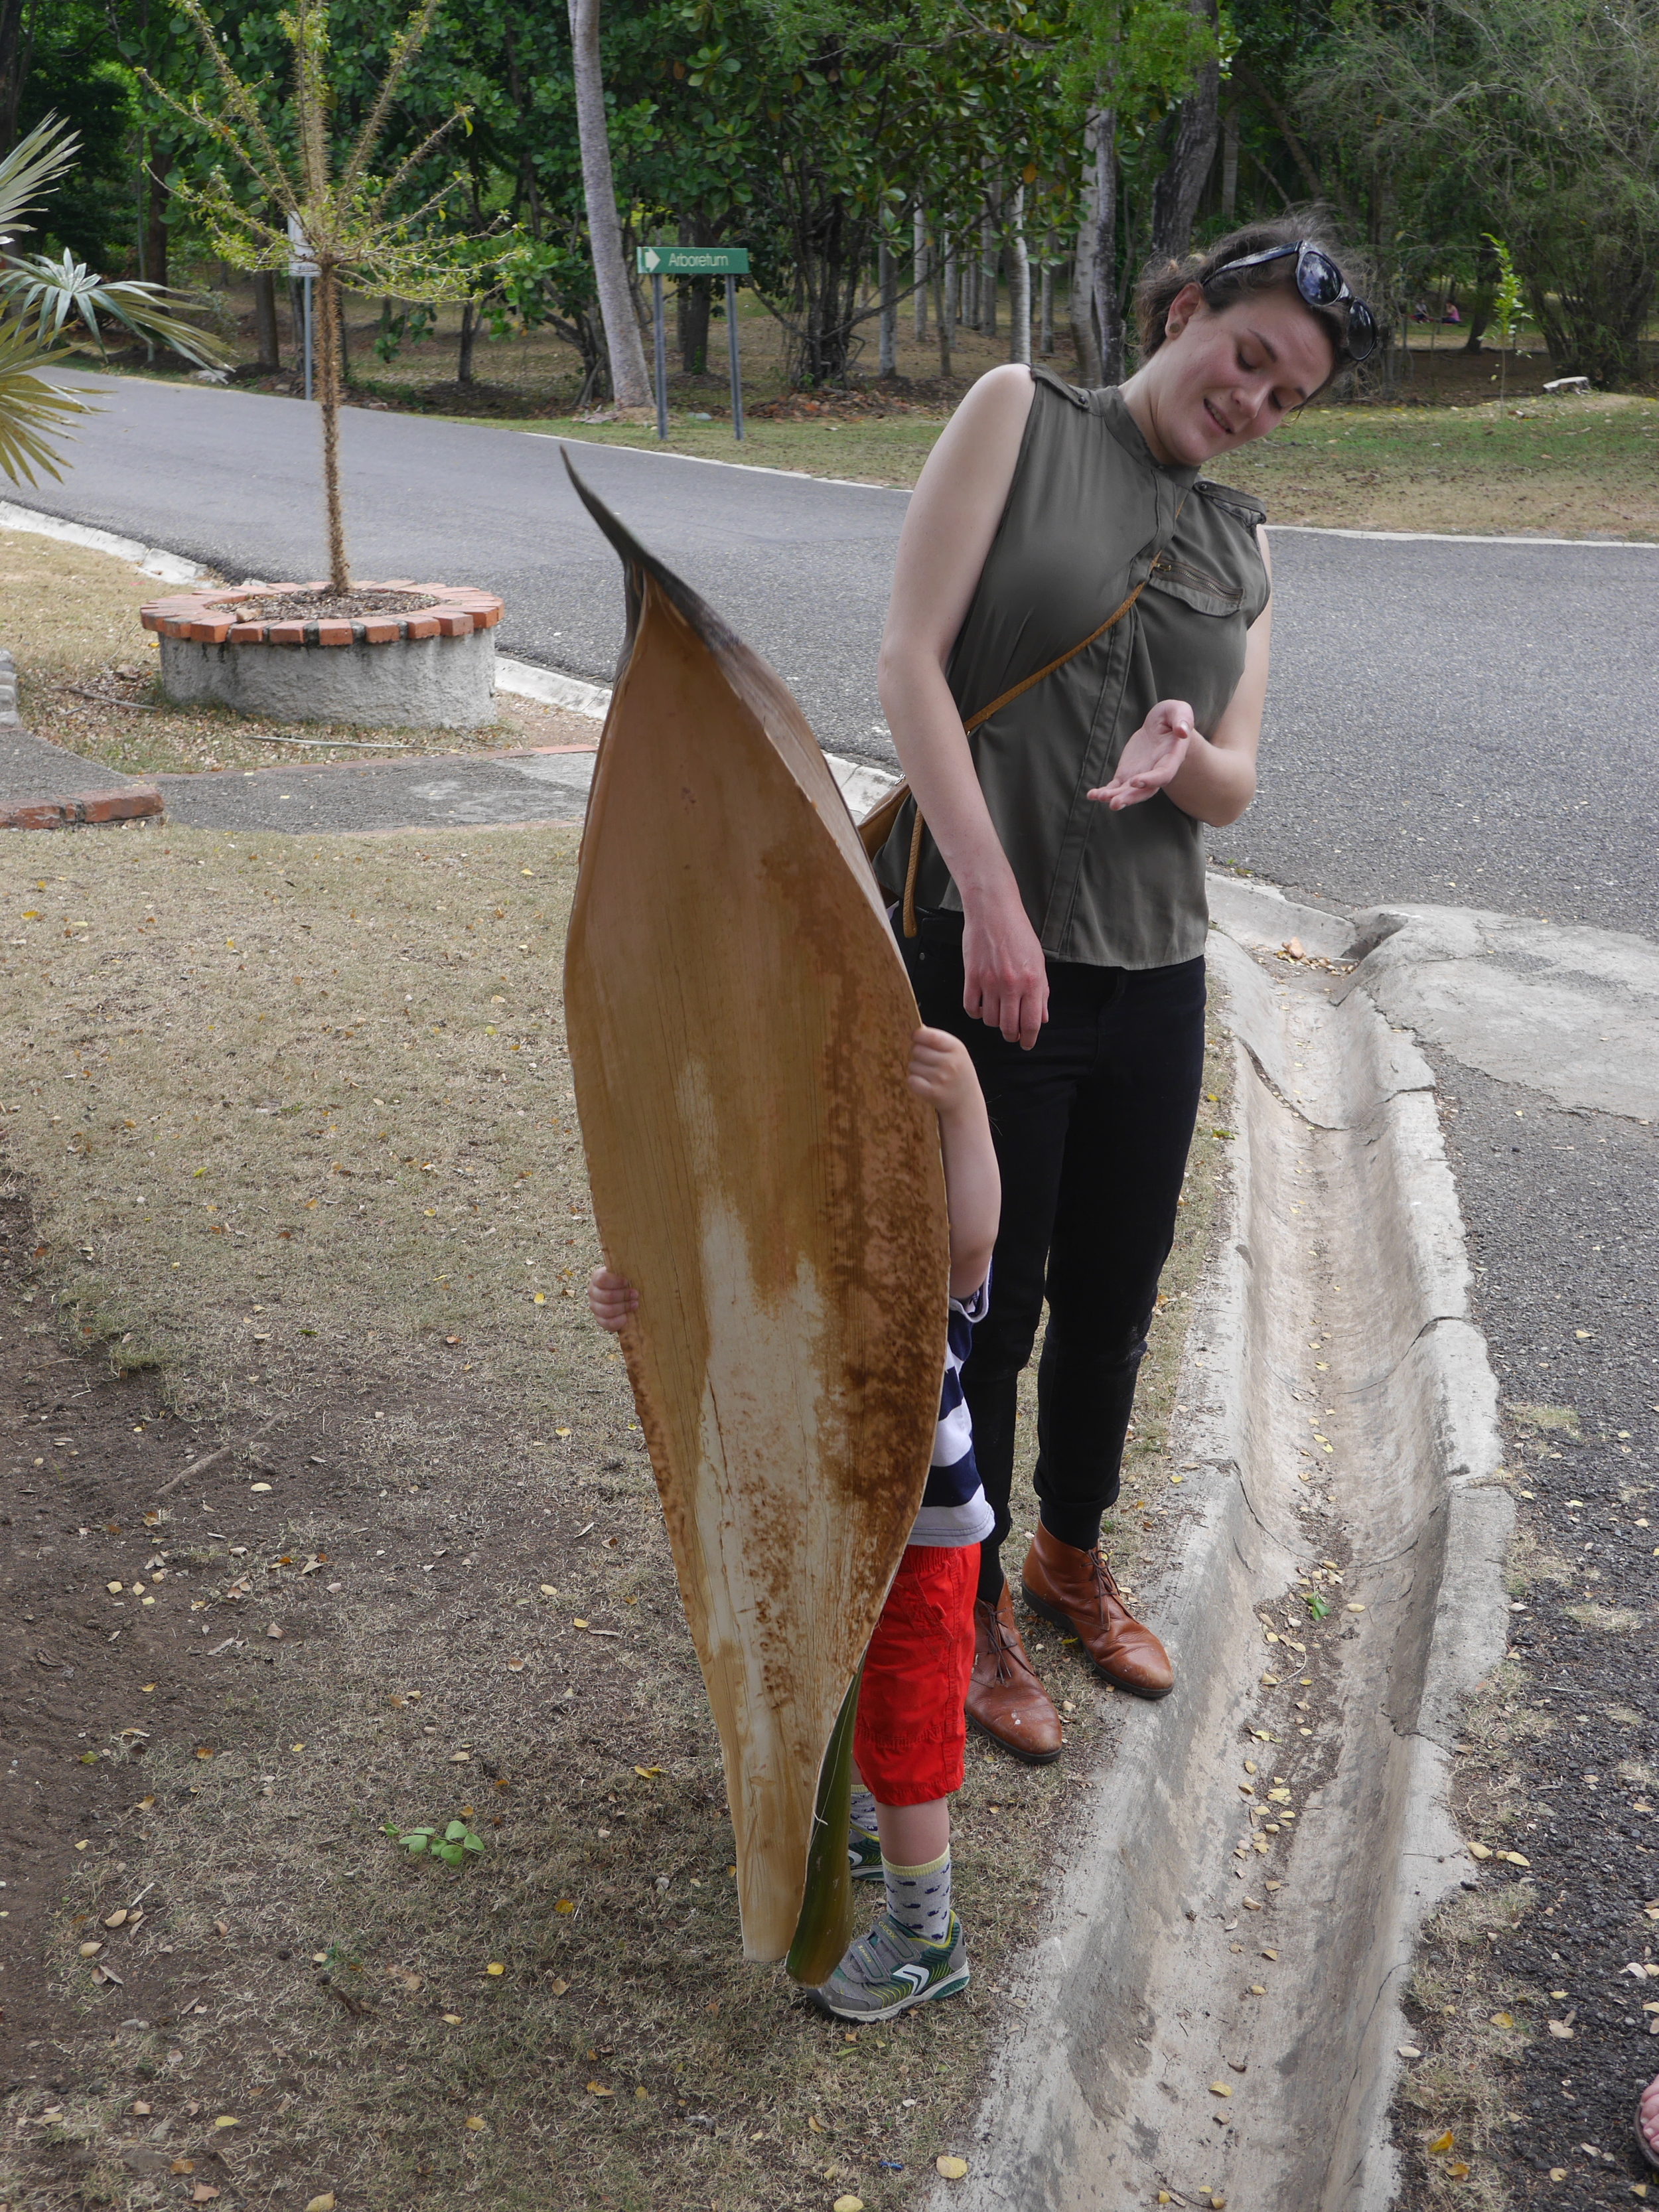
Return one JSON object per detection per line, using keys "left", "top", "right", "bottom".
{"left": 1133, "top": 217, "right": 1367, "bottom": 389}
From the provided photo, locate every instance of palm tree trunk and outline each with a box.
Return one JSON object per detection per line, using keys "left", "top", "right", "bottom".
{"left": 317, "top": 263, "right": 350, "bottom": 591}
{"left": 567, "top": 0, "right": 650, "bottom": 408}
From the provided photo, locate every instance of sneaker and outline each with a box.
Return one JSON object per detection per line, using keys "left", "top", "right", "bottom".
{"left": 814, "top": 1911, "right": 970, "bottom": 2022}
{"left": 847, "top": 1822, "right": 883, "bottom": 1881}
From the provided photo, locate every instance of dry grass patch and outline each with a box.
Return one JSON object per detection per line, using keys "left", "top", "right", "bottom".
{"left": 0, "top": 528, "right": 596, "bottom": 778}
{"left": 0, "top": 823, "right": 1226, "bottom": 2211}
{"left": 1390, "top": 1664, "right": 1562, "bottom": 2209}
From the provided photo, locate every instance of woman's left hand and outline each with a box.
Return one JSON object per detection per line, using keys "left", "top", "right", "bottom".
{"left": 1087, "top": 700, "right": 1196, "bottom": 810}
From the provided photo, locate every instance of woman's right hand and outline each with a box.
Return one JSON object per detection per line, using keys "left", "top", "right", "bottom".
{"left": 962, "top": 889, "right": 1048, "bottom": 1049}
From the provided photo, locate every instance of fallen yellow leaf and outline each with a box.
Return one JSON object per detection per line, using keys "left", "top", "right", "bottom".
{"left": 465, "top": 2115, "right": 486, "bottom": 2130}
{"left": 1208, "top": 2083, "right": 1232, "bottom": 2098}
{"left": 833, "top": 2199, "right": 865, "bottom": 2212}
{"left": 587, "top": 2083, "right": 613, "bottom": 2097}
{"left": 1466, "top": 1842, "right": 1492, "bottom": 1860}
{"left": 936, "top": 2156, "right": 970, "bottom": 2179}
{"left": 1548, "top": 2020, "right": 1574, "bottom": 2039}
{"left": 442, "top": 2014, "right": 461, "bottom": 2025}
{"left": 549, "top": 1978, "right": 569, "bottom": 1996}
{"left": 554, "top": 1899, "right": 575, "bottom": 1915}
{"left": 1500, "top": 1851, "right": 1531, "bottom": 1868}
{"left": 634, "top": 1765, "right": 663, "bottom": 1777}
{"left": 1428, "top": 2131, "right": 1455, "bottom": 2154}
{"left": 1346, "top": 1602, "right": 1366, "bottom": 1613}
{"left": 808, "top": 2115, "right": 826, "bottom": 2133}
{"left": 486, "top": 1962, "right": 504, "bottom": 1976}
{"left": 1490, "top": 2011, "right": 1514, "bottom": 2029}
{"left": 305, "top": 2197, "right": 337, "bottom": 2212}
{"left": 1447, "top": 2163, "right": 1469, "bottom": 2179}
{"left": 212, "top": 2115, "right": 238, "bottom": 2129}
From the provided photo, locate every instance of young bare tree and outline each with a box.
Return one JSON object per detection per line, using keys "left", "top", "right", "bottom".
{"left": 568, "top": 0, "right": 650, "bottom": 409}
{"left": 153, "top": 0, "right": 476, "bottom": 589}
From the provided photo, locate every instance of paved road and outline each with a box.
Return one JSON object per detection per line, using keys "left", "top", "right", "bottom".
{"left": 12, "top": 372, "right": 1658, "bottom": 938}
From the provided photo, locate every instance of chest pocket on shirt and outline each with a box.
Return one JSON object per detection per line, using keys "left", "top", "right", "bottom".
{"left": 1145, "top": 550, "right": 1243, "bottom": 618}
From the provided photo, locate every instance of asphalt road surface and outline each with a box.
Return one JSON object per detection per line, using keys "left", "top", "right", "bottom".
{"left": 12, "top": 372, "right": 1658, "bottom": 940}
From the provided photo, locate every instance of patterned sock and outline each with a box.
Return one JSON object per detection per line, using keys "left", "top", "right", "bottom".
{"left": 883, "top": 1848, "right": 952, "bottom": 1945}
{"left": 849, "top": 1787, "right": 878, "bottom": 1834}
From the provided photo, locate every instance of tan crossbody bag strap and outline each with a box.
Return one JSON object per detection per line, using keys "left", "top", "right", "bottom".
{"left": 857, "top": 571, "right": 1152, "bottom": 939}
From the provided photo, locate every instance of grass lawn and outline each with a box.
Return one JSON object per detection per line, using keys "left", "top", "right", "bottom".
{"left": 0, "top": 820, "right": 1230, "bottom": 2210}
{"left": 537, "top": 390, "right": 1659, "bottom": 538}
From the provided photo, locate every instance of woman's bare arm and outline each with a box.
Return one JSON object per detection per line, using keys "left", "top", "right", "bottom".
{"left": 1086, "top": 528, "right": 1272, "bottom": 829}
{"left": 877, "top": 364, "right": 1049, "bottom": 1050}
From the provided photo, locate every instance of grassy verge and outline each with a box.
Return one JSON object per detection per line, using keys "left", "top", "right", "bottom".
{"left": 541, "top": 392, "right": 1659, "bottom": 538}
{"left": 0, "top": 824, "right": 1230, "bottom": 2211}
{"left": 1, "top": 531, "right": 597, "bottom": 776}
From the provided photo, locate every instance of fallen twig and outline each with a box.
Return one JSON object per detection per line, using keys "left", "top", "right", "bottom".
{"left": 54, "top": 685, "right": 159, "bottom": 712}
{"left": 154, "top": 1416, "right": 284, "bottom": 1497}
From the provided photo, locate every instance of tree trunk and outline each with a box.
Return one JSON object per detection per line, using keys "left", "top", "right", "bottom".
{"left": 252, "top": 271, "right": 281, "bottom": 371}
{"left": 567, "top": 0, "right": 650, "bottom": 408}
{"left": 1149, "top": 0, "right": 1220, "bottom": 267}
{"left": 1039, "top": 231, "right": 1054, "bottom": 356}
{"left": 457, "top": 299, "right": 478, "bottom": 384}
{"left": 145, "top": 155, "right": 169, "bottom": 295}
{"left": 0, "top": 0, "right": 30, "bottom": 154}
{"left": 1231, "top": 60, "right": 1325, "bottom": 204}
{"left": 1070, "top": 114, "right": 1102, "bottom": 385}
{"left": 1007, "top": 184, "right": 1031, "bottom": 366}
{"left": 934, "top": 235, "right": 952, "bottom": 378}
{"left": 1221, "top": 104, "right": 1239, "bottom": 219}
{"left": 1092, "top": 107, "right": 1125, "bottom": 384}
{"left": 878, "top": 240, "right": 897, "bottom": 376}
{"left": 980, "top": 198, "right": 997, "bottom": 336}
{"left": 945, "top": 234, "right": 958, "bottom": 332}
{"left": 913, "top": 205, "right": 928, "bottom": 342}
{"left": 316, "top": 263, "right": 350, "bottom": 591}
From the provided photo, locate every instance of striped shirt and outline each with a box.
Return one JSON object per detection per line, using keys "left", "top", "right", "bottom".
{"left": 908, "top": 1278, "right": 994, "bottom": 1550}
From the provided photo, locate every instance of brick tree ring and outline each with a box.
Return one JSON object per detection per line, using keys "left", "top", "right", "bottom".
{"left": 138, "top": 581, "right": 506, "bottom": 730}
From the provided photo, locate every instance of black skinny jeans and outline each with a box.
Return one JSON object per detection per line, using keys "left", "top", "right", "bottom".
{"left": 899, "top": 911, "right": 1207, "bottom": 1605}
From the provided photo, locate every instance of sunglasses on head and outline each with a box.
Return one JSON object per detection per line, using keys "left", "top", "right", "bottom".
{"left": 1204, "top": 240, "right": 1378, "bottom": 365}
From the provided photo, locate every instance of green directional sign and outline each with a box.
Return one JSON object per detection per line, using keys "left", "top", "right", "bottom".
{"left": 636, "top": 244, "right": 749, "bottom": 276}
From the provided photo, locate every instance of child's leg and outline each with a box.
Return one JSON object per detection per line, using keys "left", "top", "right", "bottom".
{"left": 873, "top": 1795, "right": 952, "bottom": 1944}
{"left": 815, "top": 1544, "right": 976, "bottom": 2018}
{"left": 847, "top": 1763, "right": 882, "bottom": 1880}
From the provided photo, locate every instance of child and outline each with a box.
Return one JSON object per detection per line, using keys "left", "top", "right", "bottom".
{"left": 589, "top": 1025, "right": 1001, "bottom": 2022}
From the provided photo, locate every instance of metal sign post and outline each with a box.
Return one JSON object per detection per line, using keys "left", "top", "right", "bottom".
{"left": 651, "top": 270, "right": 668, "bottom": 441}
{"left": 636, "top": 246, "right": 751, "bottom": 441}
{"left": 725, "top": 273, "right": 744, "bottom": 441}
{"left": 287, "top": 213, "right": 320, "bottom": 403}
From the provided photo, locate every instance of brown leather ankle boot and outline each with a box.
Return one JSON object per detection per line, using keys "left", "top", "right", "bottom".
{"left": 1021, "top": 1523, "right": 1174, "bottom": 1700}
{"left": 965, "top": 1584, "right": 1063, "bottom": 1762}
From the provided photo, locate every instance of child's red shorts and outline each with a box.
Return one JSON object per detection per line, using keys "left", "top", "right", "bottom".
{"left": 853, "top": 1542, "right": 977, "bottom": 1807}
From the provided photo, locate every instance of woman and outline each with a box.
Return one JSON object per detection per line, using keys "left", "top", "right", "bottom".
{"left": 873, "top": 219, "right": 1376, "bottom": 1761}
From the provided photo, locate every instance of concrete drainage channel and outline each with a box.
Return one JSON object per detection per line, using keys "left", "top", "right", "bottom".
{"left": 944, "top": 877, "right": 1513, "bottom": 2212}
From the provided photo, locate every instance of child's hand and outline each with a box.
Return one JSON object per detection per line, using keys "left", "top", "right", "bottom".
{"left": 906, "top": 1027, "right": 979, "bottom": 1118}
{"left": 588, "top": 1267, "right": 638, "bottom": 1333}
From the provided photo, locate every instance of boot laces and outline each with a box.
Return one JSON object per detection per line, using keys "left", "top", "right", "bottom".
{"left": 1088, "top": 1548, "right": 1123, "bottom": 1608}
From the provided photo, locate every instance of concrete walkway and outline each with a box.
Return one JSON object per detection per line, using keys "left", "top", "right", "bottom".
{"left": 0, "top": 649, "right": 160, "bottom": 829}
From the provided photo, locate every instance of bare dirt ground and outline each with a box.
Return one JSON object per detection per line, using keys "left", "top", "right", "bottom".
{"left": 0, "top": 820, "right": 1230, "bottom": 2210}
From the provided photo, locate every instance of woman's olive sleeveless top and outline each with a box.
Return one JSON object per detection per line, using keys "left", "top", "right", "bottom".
{"left": 877, "top": 366, "right": 1270, "bottom": 970}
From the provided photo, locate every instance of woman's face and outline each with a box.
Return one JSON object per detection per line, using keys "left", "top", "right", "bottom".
{"left": 1139, "top": 280, "right": 1337, "bottom": 466}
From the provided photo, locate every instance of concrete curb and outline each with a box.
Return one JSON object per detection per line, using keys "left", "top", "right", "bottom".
{"left": 932, "top": 878, "right": 1508, "bottom": 2211}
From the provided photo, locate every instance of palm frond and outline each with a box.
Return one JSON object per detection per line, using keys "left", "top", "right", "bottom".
{"left": 0, "top": 254, "right": 232, "bottom": 367}
{"left": 0, "top": 317, "right": 94, "bottom": 485}
{"left": 0, "top": 115, "right": 80, "bottom": 248}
